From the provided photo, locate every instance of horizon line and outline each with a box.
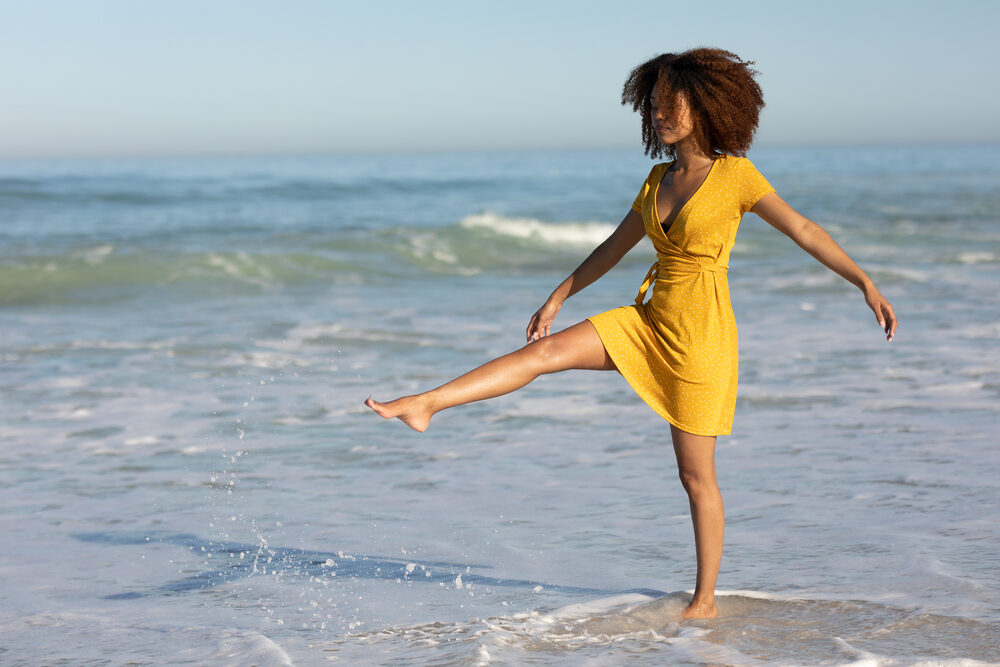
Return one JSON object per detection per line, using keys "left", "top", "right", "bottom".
{"left": 1, "top": 139, "right": 997, "bottom": 163}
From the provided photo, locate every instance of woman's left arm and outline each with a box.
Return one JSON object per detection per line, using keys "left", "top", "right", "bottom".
{"left": 752, "top": 192, "right": 897, "bottom": 342}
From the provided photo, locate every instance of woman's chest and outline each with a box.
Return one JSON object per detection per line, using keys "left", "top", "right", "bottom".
{"left": 654, "top": 167, "right": 712, "bottom": 232}
{"left": 655, "top": 184, "right": 744, "bottom": 254}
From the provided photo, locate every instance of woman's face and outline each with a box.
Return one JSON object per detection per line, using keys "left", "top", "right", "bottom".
{"left": 650, "top": 79, "right": 695, "bottom": 146}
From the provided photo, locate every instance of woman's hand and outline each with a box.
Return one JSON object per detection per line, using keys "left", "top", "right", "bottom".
{"left": 526, "top": 299, "right": 562, "bottom": 342}
{"left": 864, "top": 284, "right": 897, "bottom": 342}
{"left": 521, "top": 209, "right": 644, "bottom": 344}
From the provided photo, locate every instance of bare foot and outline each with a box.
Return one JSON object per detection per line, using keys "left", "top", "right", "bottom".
{"left": 364, "top": 396, "right": 432, "bottom": 432}
{"left": 681, "top": 600, "right": 718, "bottom": 620}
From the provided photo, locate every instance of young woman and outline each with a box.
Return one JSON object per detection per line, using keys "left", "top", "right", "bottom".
{"left": 366, "top": 48, "right": 897, "bottom": 619}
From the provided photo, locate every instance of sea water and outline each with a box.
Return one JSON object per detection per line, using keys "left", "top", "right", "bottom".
{"left": 0, "top": 146, "right": 998, "bottom": 665}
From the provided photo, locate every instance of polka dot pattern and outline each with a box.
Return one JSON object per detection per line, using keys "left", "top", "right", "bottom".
{"left": 588, "top": 156, "right": 775, "bottom": 436}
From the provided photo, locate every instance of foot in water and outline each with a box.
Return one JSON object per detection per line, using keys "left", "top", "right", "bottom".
{"left": 681, "top": 599, "right": 718, "bottom": 620}
{"left": 364, "top": 396, "right": 432, "bottom": 432}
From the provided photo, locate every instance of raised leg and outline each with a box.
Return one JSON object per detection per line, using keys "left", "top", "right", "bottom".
{"left": 365, "top": 320, "right": 615, "bottom": 431}
{"left": 671, "top": 423, "right": 723, "bottom": 620}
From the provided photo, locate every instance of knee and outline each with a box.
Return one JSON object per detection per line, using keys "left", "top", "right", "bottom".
{"left": 678, "top": 467, "right": 719, "bottom": 501}
{"left": 524, "top": 334, "right": 564, "bottom": 372}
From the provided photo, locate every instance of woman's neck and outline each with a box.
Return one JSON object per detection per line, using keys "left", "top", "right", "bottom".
{"left": 671, "top": 140, "right": 713, "bottom": 172}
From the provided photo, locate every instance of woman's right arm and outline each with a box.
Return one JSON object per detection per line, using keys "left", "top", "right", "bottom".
{"left": 526, "top": 209, "right": 646, "bottom": 341}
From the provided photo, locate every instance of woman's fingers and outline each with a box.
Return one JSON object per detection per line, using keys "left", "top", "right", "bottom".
{"left": 883, "top": 301, "right": 897, "bottom": 342}
{"left": 526, "top": 312, "right": 541, "bottom": 342}
{"left": 526, "top": 317, "right": 553, "bottom": 342}
{"left": 875, "top": 298, "right": 897, "bottom": 342}
{"left": 527, "top": 301, "right": 560, "bottom": 342}
{"left": 527, "top": 323, "right": 549, "bottom": 342}
{"left": 864, "top": 287, "right": 897, "bottom": 342}
{"left": 527, "top": 321, "right": 541, "bottom": 341}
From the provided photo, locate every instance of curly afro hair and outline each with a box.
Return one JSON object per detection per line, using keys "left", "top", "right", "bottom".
{"left": 622, "top": 48, "right": 764, "bottom": 160}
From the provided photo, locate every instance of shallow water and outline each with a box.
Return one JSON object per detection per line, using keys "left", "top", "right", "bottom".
{"left": 1, "top": 146, "right": 998, "bottom": 665}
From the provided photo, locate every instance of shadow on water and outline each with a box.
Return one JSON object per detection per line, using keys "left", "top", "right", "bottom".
{"left": 72, "top": 530, "right": 666, "bottom": 601}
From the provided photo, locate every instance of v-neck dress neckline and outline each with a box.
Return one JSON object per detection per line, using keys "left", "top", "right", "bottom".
{"left": 653, "top": 159, "right": 718, "bottom": 236}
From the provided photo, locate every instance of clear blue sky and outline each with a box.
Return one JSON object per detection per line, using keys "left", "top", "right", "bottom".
{"left": 2, "top": 0, "right": 997, "bottom": 158}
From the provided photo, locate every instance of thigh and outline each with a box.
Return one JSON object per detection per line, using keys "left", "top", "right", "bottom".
{"left": 528, "top": 320, "right": 617, "bottom": 372}
{"left": 671, "top": 424, "right": 718, "bottom": 479}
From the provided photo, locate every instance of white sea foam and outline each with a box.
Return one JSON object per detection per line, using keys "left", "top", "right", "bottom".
{"left": 712, "top": 589, "right": 806, "bottom": 601}
{"left": 908, "top": 661, "right": 1000, "bottom": 667}
{"left": 280, "top": 322, "right": 431, "bottom": 348}
{"left": 206, "top": 252, "right": 276, "bottom": 289}
{"left": 47, "top": 376, "right": 88, "bottom": 389}
{"left": 409, "top": 234, "right": 459, "bottom": 265}
{"left": 53, "top": 406, "right": 92, "bottom": 419}
{"left": 352, "top": 593, "right": 782, "bottom": 666}
{"left": 212, "top": 630, "right": 294, "bottom": 667}
{"left": 0, "top": 612, "right": 294, "bottom": 666}
{"left": 225, "top": 351, "right": 312, "bottom": 370}
{"left": 460, "top": 213, "right": 615, "bottom": 247}
{"left": 957, "top": 251, "right": 995, "bottom": 264}
{"left": 41, "top": 338, "right": 177, "bottom": 352}
{"left": 546, "top": 593, "right": 655, "bottom": 620}
{"left": 406, "top": 233, "right": 482, "bottom": 275}
{"left": 766, "top": 273, "right": 839, "bottom": 289}
{"left": 123, "top": 435, "right": 159, "bottom": 446}
{"left": 923, "top": 381, "right": 985, "bottom": 394}
{"left": 833, "top": 637, "right": 884, "bottom": 667}
{"left": 493, "top": 395, "right": 605, "bottom": 422}
{"left": 74, "top": 244, "right": 115, "bottom": 265}
{"left": 271, "top": 416, "right": 303, "bottom": 425}
{"left": 954, "top": 323, "right": 1000, "bottom": 339}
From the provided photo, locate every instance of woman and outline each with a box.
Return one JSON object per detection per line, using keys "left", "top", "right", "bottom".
{"left": 366, "top": 48, "right": 897, "bottom": 619}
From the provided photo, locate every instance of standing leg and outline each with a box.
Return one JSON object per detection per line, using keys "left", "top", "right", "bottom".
{"left": 365, "top": 320, "right": 615, "bottom": 432}
{"left": 671, "top": 423, "right": 723, "bottom": 619}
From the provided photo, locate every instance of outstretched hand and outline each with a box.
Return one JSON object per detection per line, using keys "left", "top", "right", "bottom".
{"left": 864, "top": 285, "right": 897, "bottom": 342}
{"left": 526, "top": 300, "right": 561, "bottom": 342}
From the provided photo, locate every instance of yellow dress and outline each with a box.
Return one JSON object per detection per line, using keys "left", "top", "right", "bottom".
{"left": 588, "top": 156, "right": 775, "bottom": 436}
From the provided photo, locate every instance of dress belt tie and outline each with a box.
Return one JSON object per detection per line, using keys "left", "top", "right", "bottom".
{"left": 634, "top": 259, "right": 728, "bottom": 306}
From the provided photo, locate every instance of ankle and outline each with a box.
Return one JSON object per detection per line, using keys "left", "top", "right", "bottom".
{"left": 419, "top": 392, "right": 441, "bottom": 415}
{"left": 688, "top": 590, "right": 717, "bottom": 609}
{"left": 681, "top": 597, "right": 718, "bottom": 619}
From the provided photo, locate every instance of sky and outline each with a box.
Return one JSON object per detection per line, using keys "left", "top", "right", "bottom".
{"left": 2, "top": 0, "right": 998, "bottom": 159}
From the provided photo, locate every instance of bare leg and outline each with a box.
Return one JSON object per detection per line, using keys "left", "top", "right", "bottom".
{"left": 671, "top": 424, "right": 723, "bottom": 620}
{"left": 365, "top": 320, "right": 615, "bottom": 431}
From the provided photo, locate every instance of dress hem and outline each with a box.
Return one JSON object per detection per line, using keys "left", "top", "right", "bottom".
{"left": 585, "top": 315, "right": 731, "bottom": 438}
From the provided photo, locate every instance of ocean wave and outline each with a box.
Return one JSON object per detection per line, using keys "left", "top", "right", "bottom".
{"left": 0, "top": 176, "right": 202, "bottom": 206}
{"left": 459, "top": 213, "right": 615, "bottom": 247}
{"left": 956, "top": 251, "right": 996, "bottom": 264}
{"left": 390, "top": 213, "right": 631, "bottom": 276}
{"left": 0, "top": 248, "right": 365, "bottom": 306}
{"left": 0, "top": 172, "right": 489, "bottom": 207}
{"left": 0, "top": 215, "right": 643, "bottom": 306}
{"left": 344, "top": 591, "right": 1000, "bottom": 665}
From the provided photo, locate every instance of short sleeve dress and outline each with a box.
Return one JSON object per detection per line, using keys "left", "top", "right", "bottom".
{"left": 587, "top": 155, "right": 774, "bottom": 436}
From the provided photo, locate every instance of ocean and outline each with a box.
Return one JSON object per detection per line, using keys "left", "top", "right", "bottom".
{"left": 1, "top": 145, "right": 998, "bottom": 665}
